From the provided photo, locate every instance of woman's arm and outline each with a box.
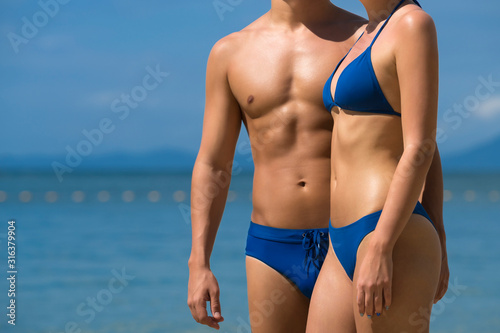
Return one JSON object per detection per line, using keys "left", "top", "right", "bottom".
{"left": 356, "top": 9, "right": 439, "bottom": 317}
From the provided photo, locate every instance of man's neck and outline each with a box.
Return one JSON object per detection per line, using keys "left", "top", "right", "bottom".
{"left": 269, "top": 0, "right": 337, "bottom": 29}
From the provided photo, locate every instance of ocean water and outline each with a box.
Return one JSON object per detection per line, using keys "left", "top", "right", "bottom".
{"left": 0, "top": 172, "right": 498, "bottom": 333}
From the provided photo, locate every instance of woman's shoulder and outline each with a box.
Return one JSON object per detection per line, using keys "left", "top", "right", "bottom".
{"left": 391, "top": 5, "right": 438, "bottom": 62}
{"left": 393, "top": 5, "right": 436, "bottom": 37}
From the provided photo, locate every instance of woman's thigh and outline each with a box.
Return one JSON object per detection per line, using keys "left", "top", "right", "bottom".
{"left": 306, "top": 245, "right": 356, "bottom": 333}
{"left": 354, "top": 214, "right": 441, "bottom": 333}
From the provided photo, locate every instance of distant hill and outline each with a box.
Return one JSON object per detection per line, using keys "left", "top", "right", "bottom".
{"left": 442, "top": 136, "right": 500, "bottom": 172}
{"left": 2, "top": 138, "right": 498, "bottom": 174}
{"left": 0, "top": 148, "right": 255, "bottom": 174}
{"left": 0, "top": 149, "right": 193, "bottom": 173}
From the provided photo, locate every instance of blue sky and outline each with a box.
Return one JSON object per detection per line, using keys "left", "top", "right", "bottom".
{"left": 1, "top": 0, "right": 499, "bottom": 167}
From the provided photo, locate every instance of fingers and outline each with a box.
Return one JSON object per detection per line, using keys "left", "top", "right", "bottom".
{"left": 357, "top": 284, "right": 375, "bottom": 318}
{"left": 364, "top": 288, "right": 374, "bottom": 317}
{"left": 188, "top": 295, "right": 221, "bottom": 329}
{"left": 358, "top": 284, "right": 392, "bottom": 318}
{"left": 199, "top": 301, "right": 221, "bottom": 329}
{"left": 374, "top": 289, "right": 384, "bottom": 316}
{"left": 210, "top": 288, "right": 224, "bottom": 323}
{"left": 383, "top": 282, "right": 392, "bottom": 311}
{"left": 357, "top": 289, "right": 366, "bottom": 317}
{"left": 193, "top": 298, "right": 210, "bottom": 326}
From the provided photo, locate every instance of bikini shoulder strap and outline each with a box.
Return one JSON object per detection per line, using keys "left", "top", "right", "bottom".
{"left": 369, "top": 0, "right": 422, "bottom": 47}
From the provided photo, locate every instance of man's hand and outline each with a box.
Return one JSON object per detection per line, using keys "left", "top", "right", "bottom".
{"left": 434, "top": 247, "right": 449, "bottom": 303}
{"left": 188, "top": 266, "right": 224, "bottom": 330}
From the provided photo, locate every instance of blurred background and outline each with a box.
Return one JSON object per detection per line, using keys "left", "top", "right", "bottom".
{"left": 0, "top": 0, "right": 499, "bottom": 332}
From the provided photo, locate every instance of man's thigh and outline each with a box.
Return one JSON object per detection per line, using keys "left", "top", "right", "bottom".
{"left": 246, "top": 256, "right": 310, "bottom": 333}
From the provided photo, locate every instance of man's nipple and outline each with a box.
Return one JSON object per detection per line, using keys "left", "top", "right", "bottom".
{"left": 247, "top": 95, "right": 254, "bottom": 104}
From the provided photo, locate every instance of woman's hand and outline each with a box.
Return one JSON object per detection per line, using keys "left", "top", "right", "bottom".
{"left": 356, "top": 243, "right": 393, "bottom": 318}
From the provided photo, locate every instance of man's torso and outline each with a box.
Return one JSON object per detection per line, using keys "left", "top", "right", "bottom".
{"left": 222, "top": 8, "right": 365, "bottom": 228}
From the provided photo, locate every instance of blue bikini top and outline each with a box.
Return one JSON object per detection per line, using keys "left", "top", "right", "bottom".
{"left": 322, "top": 0, "right": 421, "bottom": 116}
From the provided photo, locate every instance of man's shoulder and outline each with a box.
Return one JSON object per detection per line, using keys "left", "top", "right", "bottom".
{"left": 209, "top": 22, "right": 264, "bottom": 66}
{"left": 207, "top": 32, "right": 240, "bottom": 66}
{"left": 212, "top": 16, "right": 265, "bottom": 52}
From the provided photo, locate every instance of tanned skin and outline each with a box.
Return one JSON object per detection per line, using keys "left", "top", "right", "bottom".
{"left": 307, "top": 1, "right": 448, "bottom": 332}
{"left": 188, "top": 1, "right": 448, "bottom": 332}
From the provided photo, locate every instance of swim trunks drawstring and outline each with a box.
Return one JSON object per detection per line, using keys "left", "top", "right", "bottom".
{"left": 302, "top": 230, "right": 328, "bottom": 276}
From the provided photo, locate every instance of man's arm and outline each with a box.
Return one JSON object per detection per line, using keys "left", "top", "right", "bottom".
{"left": 421, "top": 146, "right": 449, "bottom": 302}
{"left": 187, "top": 37, "right": 242, "bottom": 330}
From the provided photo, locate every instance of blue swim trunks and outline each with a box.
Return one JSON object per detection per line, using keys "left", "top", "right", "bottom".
{"left": 245, "top": 222, "right": 329, "bottom": 298}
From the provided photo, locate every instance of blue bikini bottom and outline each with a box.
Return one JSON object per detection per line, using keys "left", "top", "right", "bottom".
{"left": 329, "top": 201, "right": 435, "bottom": 281}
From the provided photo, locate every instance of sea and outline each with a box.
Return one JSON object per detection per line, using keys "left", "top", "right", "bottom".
{"left": 0, "top": 172, "right": 498, "bottom": 333}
